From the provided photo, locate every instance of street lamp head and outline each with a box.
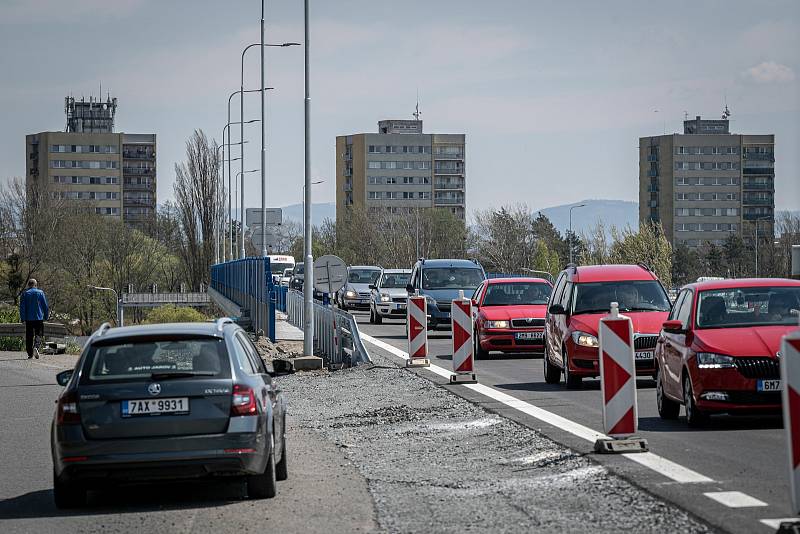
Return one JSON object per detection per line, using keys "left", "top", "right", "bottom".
{"left": 281, "top": 42, "right": 301, "bottom": 47}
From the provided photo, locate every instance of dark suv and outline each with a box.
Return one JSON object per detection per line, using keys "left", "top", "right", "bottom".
{"left": 51, "top": 319, "right": 292, "bottom": 508}
{"left": 543, "top": 264, "right": 671, "bottom": 388}
{"left": 406, "top": 258, "right": 486, "bottom": 329}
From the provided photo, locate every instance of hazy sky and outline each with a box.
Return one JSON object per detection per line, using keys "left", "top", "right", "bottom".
{"left": 1, "top": 0, "right": 798, "bottom": 212}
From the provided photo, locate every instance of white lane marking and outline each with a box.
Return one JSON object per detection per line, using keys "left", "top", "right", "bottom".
{"left": 760, "top": 518, "right": 800, "bottom": 529}
{"left": 361, "top": 333, "right": 714, "bottom": 484}
{"left": 704, "top": 491, "right": 768, "bottom": 508}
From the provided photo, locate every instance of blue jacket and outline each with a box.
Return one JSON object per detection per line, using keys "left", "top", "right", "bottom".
{"left": 20, "top": 288, "right": 49, "bottom": 322}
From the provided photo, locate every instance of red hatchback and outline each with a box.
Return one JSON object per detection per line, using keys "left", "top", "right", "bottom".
{"left": 472, "top": 278, "right": 553, "bottom": 358}
{"left": 544, "top": 264, "right": 672, "bottom": 388}
{"left": 655, "top": 278, "right": 800, "bottom": 426}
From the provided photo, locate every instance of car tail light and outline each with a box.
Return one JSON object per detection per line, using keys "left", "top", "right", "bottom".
{"left": 230, "top": 384, "right": 257, "bottom": 416}
{"left": 56, "top": 390, "right": 80, "bottom": 425}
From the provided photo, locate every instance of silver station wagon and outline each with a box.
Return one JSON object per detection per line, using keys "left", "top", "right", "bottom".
{"left": 51, "top": 318, "right": 291, "bottom": 508}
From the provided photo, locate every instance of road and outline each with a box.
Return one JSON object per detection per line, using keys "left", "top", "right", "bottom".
{"left": 0, "top": 352, "right": 377, "bottom": 534}
{"left": 355, "top": 309, "right": 796, "bottom": 534}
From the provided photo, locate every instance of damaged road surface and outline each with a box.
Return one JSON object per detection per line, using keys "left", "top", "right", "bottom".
{"left": 282, "top": 350, "right": 711, "bottom": 533}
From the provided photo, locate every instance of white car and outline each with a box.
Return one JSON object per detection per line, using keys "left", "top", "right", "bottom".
{"left": 280, "top": 268, "right": 293, "bottom": 287}
{"left": 369, "top": 269, "right": 411, "bottom": 324}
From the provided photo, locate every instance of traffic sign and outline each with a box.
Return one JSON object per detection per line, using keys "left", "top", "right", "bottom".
{"left": 246, "top": 208, "right": 282, "bottom": 226}
{"left": 249, "top": 228, "right": 277, "bottom": 249}
{"left": 450, "top": 293, "right": 476, "bottom": 383}
{"left": 781, "top": 323, "right": 800, "bottom": 514}
{"left": 406, "top": 295, "right": 429, "bottom": 367}
{"left": 313, "top": 255, "right": 346, "bottom": 294}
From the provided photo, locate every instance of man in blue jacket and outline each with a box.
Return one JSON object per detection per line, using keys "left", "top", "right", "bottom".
{"left": 19, "top": 279, "right": 49, "bottom": 359}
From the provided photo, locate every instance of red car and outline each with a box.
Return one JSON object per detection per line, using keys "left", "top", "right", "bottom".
{"left": 655, "top": 278, "right": 800, "bottom": 426}
{"left": 544, "top": 264, "right": 672, "bottom": 388}
{"left": 472, "top": 277, "right": 553, "bottom": 358}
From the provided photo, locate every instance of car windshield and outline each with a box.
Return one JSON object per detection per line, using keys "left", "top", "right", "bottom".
{"left": 422, "top": 267, "right": 484, "bottom": 290}
{"left": 270, "top": 262, "right": 293, "bottom": 274}
{"left": 380, "top": 273, "right": 410, "bottom": 289}
{"left": 483, "top": 282, "right": 552, "bottom": 306}
{"left": 696, "top": 286, "right": 800, "bottom": 328}
{"left": 572, "top": 280, "right": 671, "bottom": 314}
{"left": 294, "top": 264, "right": 305, "bottom": 275}
{"left": 349, "top": 269, "right": 381, "bottom": 284}
{"left": 83, "top": 338, "right": 231, "bottom": 382}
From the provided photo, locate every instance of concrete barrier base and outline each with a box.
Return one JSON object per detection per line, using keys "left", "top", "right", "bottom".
{"left": 294, "top": 356, "right": 324, "bottom": 371}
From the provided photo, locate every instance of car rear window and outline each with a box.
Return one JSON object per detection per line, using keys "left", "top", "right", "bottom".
{"left": 81, "top": 338, "right": 230, "bottom": 383}
{"left": 696, "top": 286, "right": 800, "bottom": 328}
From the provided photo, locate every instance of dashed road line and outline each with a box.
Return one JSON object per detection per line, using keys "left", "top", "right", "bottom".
{"left": 703, "top": 491, "right": 768, "bottom": 508}
{"left": 361, "top": 333, "right": 713, "bottom": 484}
{"left": 760, "top": 518, "right": 800, "bottom": 529}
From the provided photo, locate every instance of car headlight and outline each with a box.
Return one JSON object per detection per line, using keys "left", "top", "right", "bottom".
{"left": 572, "top": 331, "right": 599, "bottom": 348}
{"left": 485, "top": 320, "right": 509, "bottom": 329}
{"left": 380, "top": 293, "right": 391, "bottom": 303}
{"left": 345, "top": 290, "right": 356, "bottom": 298}
{"left": 696, "top": 352, "right": 735, "bottom": 369}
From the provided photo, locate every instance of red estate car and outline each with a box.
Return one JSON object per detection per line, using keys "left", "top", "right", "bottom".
{"left": 472, "top": 278, "right": 553, "bottom": 358}
{"left": 544, "top": 264, "right": 672, "bottom": 389}
{"left": 655, "top": 278, "right": 800, "bottom": 426}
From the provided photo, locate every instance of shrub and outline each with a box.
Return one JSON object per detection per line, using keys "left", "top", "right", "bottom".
{"left": 144, "top": 305, "right": 208, "bottom": 324}
{"left": 0, "top": 304, "right": 23, "bottom": 351}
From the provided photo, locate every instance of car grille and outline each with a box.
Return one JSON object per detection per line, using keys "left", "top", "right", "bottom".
{"left": 392, "top": 297, "right": 407, "bottom": 303}
{"left": 511, "top": 318, "right": 545, "bottom": 328}
{"left": 633, "top": 335, "right": 659, "bottom": 350}
{"left": 635, "top": 359, "right": 656, "bottom": 369}
{"left": 358, "top": 292, "right": 370, "bottom": 298}
{"left": 516, "top": 338, "right": 544, "bottom": 346}
{"left": 734, "top": 357, "right": 780, "bottom": 380}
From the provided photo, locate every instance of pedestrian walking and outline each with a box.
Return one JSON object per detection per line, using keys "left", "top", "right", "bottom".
{"left": 19, "top": 278, "right": 49, "bottom": 359}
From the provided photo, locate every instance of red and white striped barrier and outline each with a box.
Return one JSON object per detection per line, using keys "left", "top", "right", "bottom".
{"left": 781, "top": 323, "right": 800, "bottom": 514}
{"left": 450, "top": 294, "right": 476, "bottom": 383}
{"left": 406, "top": 295, "right": 429, "bottom": 367}
{"left": 595, "top": 302, "right": 647, "bottom": 453}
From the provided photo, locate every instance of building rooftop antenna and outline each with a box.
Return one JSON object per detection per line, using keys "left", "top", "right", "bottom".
{"left": 413, "top": 89, "right": 422, "bottom": 121}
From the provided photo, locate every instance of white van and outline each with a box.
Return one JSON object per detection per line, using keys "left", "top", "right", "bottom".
{"left": 267, "top": 255, "right": 296, "bottom": 284}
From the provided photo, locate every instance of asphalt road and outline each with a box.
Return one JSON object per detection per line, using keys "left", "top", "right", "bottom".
{"left": 355, "top": 309, "right": 796, "bottom": 534}
{"left": 0, "top": 352, "right": 377, "bottom": 534}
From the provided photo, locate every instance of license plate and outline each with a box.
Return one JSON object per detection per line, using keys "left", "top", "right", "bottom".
{"left": 122, "top": 397, "right": 189, "bottom": 417}
{"left": 635, "top": 351, "right": 654, "bottom": 360}
{"left": 757, "top": 380, "right": 782, "bottom": 392}
{"left": 515, "top": 332, "right": 544, "bottom": 340}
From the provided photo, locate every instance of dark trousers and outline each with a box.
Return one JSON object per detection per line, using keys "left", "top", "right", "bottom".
{"left": 25, "top": 320, "right": 44, "bottom": 357}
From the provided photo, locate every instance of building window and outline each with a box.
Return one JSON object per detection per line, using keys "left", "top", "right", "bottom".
{"left": 368, "top": 161, "right": 381, "bottom": 169}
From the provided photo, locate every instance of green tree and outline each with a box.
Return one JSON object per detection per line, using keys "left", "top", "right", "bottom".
{"left": 608, "top": 222, "right": 673, "bottom": 287}
{"left": 144, "top": 305, "right": 207, "bottom": 324}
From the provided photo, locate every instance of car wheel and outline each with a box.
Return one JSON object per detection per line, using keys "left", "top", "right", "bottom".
{"left": 369, "top": 307, "right": 375, "bottom": 324}
{"left": 53, "top": 470, "right": 86, "bottom": 509}
{"left": 543, "top": 347, "right": 561, "bottom": 384}
{"left": 374, "top": 309, "right": 383, "bottom": 325}
{"left": 656, "top": 366, "right": 680, "bottom": 419}
{"left": 275, "top": 426, "right": 288, "bottom": 481}
{"left": 563, "top": 349, "right": 582, "bottom": 389}
{"left": 474, "top": 329, "right": 488, "bottom": 359}
{"left": 248, "top": 435, "right": 277, "bottom": 499}
{"left": 683, "top": 374, "right": 708, "bottom": 428}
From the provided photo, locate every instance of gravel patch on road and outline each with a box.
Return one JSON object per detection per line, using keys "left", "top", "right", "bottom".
{"left": 281, "top": 350, "right": 713, "bottom": 534}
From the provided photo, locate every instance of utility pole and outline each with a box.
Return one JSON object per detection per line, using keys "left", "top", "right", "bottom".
{"left": 303, "top": 0, "right": 314, "bottom": 357}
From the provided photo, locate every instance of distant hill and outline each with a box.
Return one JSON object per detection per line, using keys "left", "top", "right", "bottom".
{"left": 536, "top": 199, "right": 640, "bottom": 237}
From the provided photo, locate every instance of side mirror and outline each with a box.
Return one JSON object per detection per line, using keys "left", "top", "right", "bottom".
{"left": 548, "top": 304, "right": 566, "bottom": 315}
{"left": 406, "top": 284, "right": 415, "bottom": 294}
{"left": 368, "top": 284, "right": 377, "bottom": 290}
{"left": 662, "top": 319, "right": 685, "bottom": 334}
{"left": 56, "top": 369, "right": 73, "bottom": 386}
{"left": 471, "top": 299, "right": 478, "bottom": 308}
{"left": 271, "top": 359, "right": 295, "bottom": 376}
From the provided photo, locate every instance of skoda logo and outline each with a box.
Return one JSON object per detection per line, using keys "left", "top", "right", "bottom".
{"left": 526, "top": 318, "right": 533, "bottom": 324}
{"left": 148, "top": 383, "right": 162, "bottom": 396}
{"left": 776, "top": 351, "right": 782, "bottom": 360}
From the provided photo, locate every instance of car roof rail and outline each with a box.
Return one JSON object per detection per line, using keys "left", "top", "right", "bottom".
{"left": 564, "top": 263, "right": 578, "bottom": 272}
{"left": 216, "top": 317, "right": 235, "bottom": 331}
{"left": 95, "top": 322, "right": 112, "bottom": 336}
{"left": 418, "top": 257, "right": 425, "bottom": 264}
{"left": 637, "top": 262, "right": 655, "bottom": 274}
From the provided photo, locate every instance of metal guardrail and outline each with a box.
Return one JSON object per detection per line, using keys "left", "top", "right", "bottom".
{"left": 285, "top": 289, "right": 370, "bottom": 367}
{"left": 210, "top": 258, "right": 276, "bottom": 342}
{"left": 121, "top": 292, "right": 211, "bottom": 306}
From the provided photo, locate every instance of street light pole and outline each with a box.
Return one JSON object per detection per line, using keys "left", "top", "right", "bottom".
{"left": 568, "top": 203, "right": 586, "bottom": 264}
{"left": 260, "top": 0, "right": 267, "bottom": 257}
{"left": 88, "top": 286, "right": 122, "bottom": 327}
{"left": 303, "top": 0, "right": 314, "bottom": 358}
{"left": 215, "top": 144, "right": 225, "bottom": 264}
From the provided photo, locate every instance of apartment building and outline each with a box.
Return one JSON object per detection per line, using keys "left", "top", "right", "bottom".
{"left": 336, "top": 119, "right": 466, "bottom": 219}
{"left": 26, "top": 96, "right": 156, "bottom": 228}
{"left": 639, "top": 115, "right": 774, "bottom": 247}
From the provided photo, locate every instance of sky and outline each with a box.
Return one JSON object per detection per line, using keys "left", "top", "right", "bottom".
{"left": 1, "top": 0, "right": 798, "bottom": 213}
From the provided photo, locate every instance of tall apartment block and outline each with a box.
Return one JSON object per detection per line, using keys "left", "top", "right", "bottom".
{"left": 639, "top": 115, "right": 774, "bottom": 247}
{"left": 336, "top": 119, "right": 466, "bottom": 219}
{"left": 25, "top": 96, "right": 156, "bottom": 228}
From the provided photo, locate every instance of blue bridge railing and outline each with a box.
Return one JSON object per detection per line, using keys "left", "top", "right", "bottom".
{"left": 210, "top": 257, "right": 276, "bottom": 341}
